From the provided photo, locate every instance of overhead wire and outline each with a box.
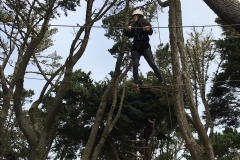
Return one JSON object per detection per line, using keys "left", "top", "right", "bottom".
{"left": 1, "top": 18, "right": 238, "bottom": 89}
{"left": 23, "top": 76, "right": 240, "bottom": 87}
{"left": 1, "top": 14, "right": 239, "bottom": 89}
{"left": 1, "top": 22, "right": 240, "bottom": 29}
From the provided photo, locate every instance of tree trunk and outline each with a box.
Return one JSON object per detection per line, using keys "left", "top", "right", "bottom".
{"left": 175, "top": 0, "right": 215, "bottom": 159}
{"left": 168, "top": 0, "right": 205, "bottom": 159}
{"left": 107, "top": 138, "right": 120, "bottom": 160}
{"left": 81, "top": 56, "right": 123, "bottom": 160}
{"left": 90, "top": 2, "right": 130, "bottom": 159}
{"left": 91, "top": 65, "right": 129, "bottom": 160}
{"left": 146, "top": 119, "right": 156, "bottom": 160}
{"left": 11, "top": 0, "right": 120, "bottom": 159}
{"left": 203, "top": 0, "right": 240, "bottom": 33}
{"left": 234, "top": 148, "right": 240, "bottom": 160}
{"left": 0, "top": 90, "right": 11, "bottom": 157}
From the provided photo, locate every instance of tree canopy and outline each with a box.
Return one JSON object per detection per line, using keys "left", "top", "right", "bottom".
{"left": 1, "top": 0, "right": 240, "bottom": 159}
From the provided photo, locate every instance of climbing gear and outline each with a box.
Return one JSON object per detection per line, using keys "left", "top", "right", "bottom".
{"left": 132, "top": 83, "right": 140, "bottom": 93}
{"left": 134, "top": 24, "right": 144, "bottom": 40}
{"left": 135, "top": 33, "right": 144, "bottom": 40}
{"left": 132, "top": 9, "right": 143, "bottom": 16}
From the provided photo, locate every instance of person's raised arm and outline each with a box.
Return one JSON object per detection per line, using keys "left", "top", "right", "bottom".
{"left": 143, "top": 22, "right": 153, "bottom": 35}
{"left": 123, "top": 25, "right": 134, "bottom": 38}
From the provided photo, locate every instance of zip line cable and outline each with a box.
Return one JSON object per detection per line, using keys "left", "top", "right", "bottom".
{"left": 22, "top": 76, "right": 240, "bottom": 87}
{"left": 1, "top": 22, "right": 240, "bottom": 29}
{"left": 1, "top": 18, "right": 239, "bottom": 89}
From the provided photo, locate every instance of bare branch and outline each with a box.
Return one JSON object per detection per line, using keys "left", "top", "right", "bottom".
{"left": 129, "top": 139, "right": 145, "bottom": 143}
{"left": 108, "top": 78, "right": 126, "bottom": 134}
{"left": 32, "top": 54, "right": 54, "bottom": 86}
{"left": 25, "top": 71, "right": 52, "bottom": 75}
{"left": 0, "top": 26, "right": 22, "bottom": 49}
{"left": 7, "top": 1, "right": 28, "bottom": 25}
{"left": 0, "top": 65, "right": 9, "bottom": 94}
{"left": 13, "top": 0, "right": 57, "bottom": 148}
{"left": 3, "top": 32, "right": 19, "bottom": 70}
{"left": 69, "top": 25, "right": 86, "bottom": 62}
{"left": 82, "top": 1, "right": 130, "bottom": 158}
{"left": 92, "top": 61, "right": 131, "bottom": 160}
{"left": 93, "top": 0, "right": 122, "bottom": 22}
{"left": 116, "top": 62, "right": 132, "bottom": 84}
{"left": 73, "top": 39, "right": 83, "bottom": 51}
{"left": 123, "top": 150, "right": 144, "bottom": 158}
{"left": 92, "top": 0, "right": 110, "bottom": 20}
{"left": 35, "top": 0, "right": 47, "bottom": 11}
{"left": 29, "top": 66, "right": 65, "bottom": 138}
{"left": 0, "top": 35, "right": 8, "bottom": 55}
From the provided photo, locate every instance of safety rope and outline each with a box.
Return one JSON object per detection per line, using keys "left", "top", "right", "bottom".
{"left": 155, "top": 6, "right": 173, "bottom": 131}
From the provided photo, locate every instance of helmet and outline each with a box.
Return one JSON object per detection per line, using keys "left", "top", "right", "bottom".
{"left": 132, "top": 9, "right": 143, "bottom": 16}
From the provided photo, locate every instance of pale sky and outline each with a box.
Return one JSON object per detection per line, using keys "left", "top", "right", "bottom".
{"left": 1, "top": 0, "right": 228, "bottom": 158}
{"left": 49, "top": 0, "right": 220, "bottom": 81}
{"left": 20, "top": 0, "right": 221, "bottom": 110}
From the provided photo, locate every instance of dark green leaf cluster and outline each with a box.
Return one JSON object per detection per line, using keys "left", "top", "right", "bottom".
{"left": 57, "top": 0, "right": 80, "bottom": 16}
{"left": 50, "top": 69, "right": 105, "bottom": 159}
{"left": 47, "top": 69, "right": 176, "bottom": 159}
{"left": 212, "top": 128, "right": 240, "bottom": 159}
{"left": 208, "top": 18, "right": 240, "bottom": 127}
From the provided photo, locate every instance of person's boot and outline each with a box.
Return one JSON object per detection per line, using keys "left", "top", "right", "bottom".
{"left": 132, "top": 83, "right": 140, "bottom": 93}
{"left": 161, "top": 81, "right": 170, "bottom": 87}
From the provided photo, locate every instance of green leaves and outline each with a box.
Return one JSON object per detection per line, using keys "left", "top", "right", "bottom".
{"left": 48, "top": 68, "right": 176, "bottom": 159}
{"left": 209, "top": 18, "right": 240, "bottom": 127}
{"left": 213, "top": 128, "right": 240, "bottom": 159}
{"left": 57, "top": 0, "right": 81, "bottom": 16}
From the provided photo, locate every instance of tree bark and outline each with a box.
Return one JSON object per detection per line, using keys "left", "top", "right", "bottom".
{"left": 8, "top": 0, "right": 120, "bottom": 159}
{"left": 234, "top": 148, "right": 240, "bottom": 160}
{"left": 175, "top": 0, "right": 215, "bottom": 159}
{"left": 146, "top": 119, "right": 156, "bottom": 160}
{"left": 81, "top": 47, "right": 124, "bottom": 160}
{"left": 80, "top": 0, "right": 122, "bottom": 159}
{"left": 90, "top": 2, "right": 130, "bottom": 159}
{"left": 107, "top": 138, "right": 120, "bottom": 160}
{"left": 14, "top": 3, "right": 53, "bottom": 152}
{"left": 31, "top": 0, "right": 120, "bottom": 158}
{"left": 91, "top": 65, "right": 129, "bottom": 160}
{"left": 0, "top": 65, "right": 11, "bottom": 157}
{"left": 168, "top": 0, "right": 205, "bottom": 159}
{"left": 203, "top": 0, "right": 240, "bottom": 33}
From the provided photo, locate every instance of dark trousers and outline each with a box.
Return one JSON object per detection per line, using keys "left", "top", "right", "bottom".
{"left": 132, "top": 48, "right": 164, "bottom": 84}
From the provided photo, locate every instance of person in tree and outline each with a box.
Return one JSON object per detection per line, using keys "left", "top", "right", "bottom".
{"left": 124, "top": 9, "right": 168, "bottom": 93}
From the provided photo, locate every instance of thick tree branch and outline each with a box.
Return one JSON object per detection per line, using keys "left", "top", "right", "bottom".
{"left": 107, "top": 138, "right": 120, "bottom": 160}
{"left": 203, "top": 0, "right": 240, "bottom": 33}
{"left": 168, "top": 0, "right": 205, "bottom": 159}
{"left": 92, "top": 62, "right": 130, "bottom": 160}
{"left": 72, "top": 0, "right": 120, "bottom": 65}
{"left": 108, "top": 83, "right": 125, "bottom": 134}
{"left": 93, "top": 0, "right": 123, "bottom": 22}
{"left": 32, "top": 54, "right": 54, "bottom": 86}
{"left": 29, "top": 65, "right": 65, "bottom": 138}
{"left": 81, "top": 1, "right": 129, "bottom": 159}
{"left": 13, "top": 0, "right": 56, "bottom": 148}
{"left": 0, "top": 65, "right": 11, "bottom": 147}
{"left": 175, "top": 0, "right": 214, "bottom": 158}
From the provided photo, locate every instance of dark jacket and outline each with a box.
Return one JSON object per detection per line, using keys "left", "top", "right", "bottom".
{"left": 123, "top": 16, "right": 153, "bottom": 52}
